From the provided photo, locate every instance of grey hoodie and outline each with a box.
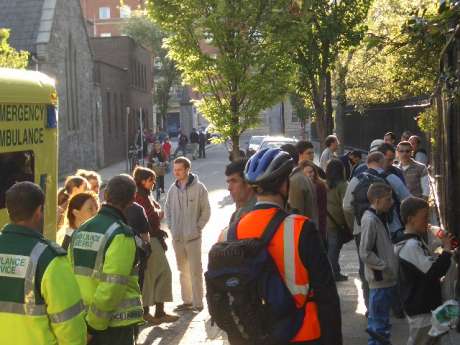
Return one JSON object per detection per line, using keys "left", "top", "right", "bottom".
{"left": 164, "top": 174, "right": 211, "bottom": 242}
{"left": 359, "top": 209, "right": 398, "bottom": 289}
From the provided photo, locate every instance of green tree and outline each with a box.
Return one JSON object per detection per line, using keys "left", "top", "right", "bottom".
{"left": 123, "top": 12, "right": 180, "bottom": 128}
{"left": 147, "top": 0, "right": 297, "bottom": 156}
{"left": 345, "top": 0, "right": 443, "bottom": 108}
{"left": 292, "top": 0, "right": 372, "bottom": 147}
{"left": 0, "top": 29, "right": 29, "bottom": 69}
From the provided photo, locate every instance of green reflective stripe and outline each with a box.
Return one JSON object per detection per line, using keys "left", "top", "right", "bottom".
{"left": 99, "top": 273, "right": 128, "bottom": 285}
{"left": 74, "top": 266, "right": 94, "bottom": 277}
{"left": 0, "top": 301, "right": 47, "bottom": 316}
{"left": 111, "top": 309, "right": 144, "bottom": 321}
{"left": 118, "top": 297, "right": 142, "bottom": 309}
{"left": 89, "top": 304, "right": 113, "bottom": 320}
{"left": 48, "top": 300, "right": 84, "bottom": 323}
{"left": 74, "top": 266, "right": 129, "bottom": 285}
{"left": 24, "top": 242, "right": 47, "bottom": 307}
{"left": 94, "top": 223, "right": 120, "bottom": 272}
{"left": 87, "top": 297, "right": 142, "bottom": 321}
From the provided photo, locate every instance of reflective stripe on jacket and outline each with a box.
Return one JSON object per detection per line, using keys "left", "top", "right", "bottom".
{"left": 236, "top": 208, "right": 321, "bottom": 342}
{"left": 68, "top": 206, "right": 143, "bottom": 331}
{"left": 0, "top": 224, "right": 86, "bottom": 345}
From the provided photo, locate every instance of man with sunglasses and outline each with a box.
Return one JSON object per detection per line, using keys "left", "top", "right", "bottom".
{"left": 396, "top": 141, "right": 430, "bottom": 200}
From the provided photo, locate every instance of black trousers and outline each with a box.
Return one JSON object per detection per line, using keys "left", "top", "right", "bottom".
{"left": 199, "top": 144, "right": 206, "bottom": 158}
{"left": 89, "top": 326, "right": 136, "bottom": 345}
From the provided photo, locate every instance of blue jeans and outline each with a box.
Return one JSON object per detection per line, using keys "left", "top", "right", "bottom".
{"left": 368, "top": 286, "right": 395, "bottom": 345}
{"left": 327, "top": 230, "right": 343, "bottom": 278}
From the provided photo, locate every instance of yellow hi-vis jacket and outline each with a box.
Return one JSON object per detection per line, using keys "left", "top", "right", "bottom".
{"left": 0, "top": 224, "right": 86, "bottom": 345}
{"left": 68, "top": 205, "right": 143, "bottom": 333}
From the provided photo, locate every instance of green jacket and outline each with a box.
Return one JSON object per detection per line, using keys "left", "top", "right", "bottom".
{"left": 326, "top": 181, "right": 353, "bottom": 232}
{"left": 0, "top": 224, "right": 86, "bottom": 345}
{"left": 68, "top": 205, "right": 143, "bottom": 333}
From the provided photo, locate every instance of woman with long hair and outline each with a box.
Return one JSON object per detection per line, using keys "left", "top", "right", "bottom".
{"left": 133, "top": 167, "right": 178, "bottom": 325}
{"left": 57, "top": 175, "right": 90, "bottom": 228}
{"left": 56, "top": 191, "right": 99, "bottom": 249}
{"left": 325, "top": 159, "right": 353, "bottom": 282}
{"left": 300, "top": 160, "right": 328, "bottom": 244}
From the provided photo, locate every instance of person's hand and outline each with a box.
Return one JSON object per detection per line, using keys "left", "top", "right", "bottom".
{"left": 87, "top": 334, "right": 93, "bottom": 344}
{"left": 442, "top": 233, "right": 454, "bottom": 252}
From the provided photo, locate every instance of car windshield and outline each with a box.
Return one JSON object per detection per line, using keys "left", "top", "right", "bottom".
{"left": 261, "top": 141, "right": 289, "bottom": 149}
{"left": 250, "top": 137, "right": 265, "bottom": 145}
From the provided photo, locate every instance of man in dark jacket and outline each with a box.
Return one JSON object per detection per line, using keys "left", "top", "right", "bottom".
{"left": 175, "top": 130, "right": 189, "bottom": 157}
{"left": 198, "top": 129, "right": 207, "bottom": 158}
{"left": 190, "top": 128, "right": 199, "bottom": 159}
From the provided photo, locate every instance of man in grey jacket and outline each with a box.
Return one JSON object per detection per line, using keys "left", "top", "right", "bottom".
{"left": 165, "top": 157, "right": 211, "bottom": 312}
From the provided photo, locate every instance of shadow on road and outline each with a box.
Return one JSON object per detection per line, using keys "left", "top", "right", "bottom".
{"left": 138, "top": 312, "right": 196, "bottom": 345}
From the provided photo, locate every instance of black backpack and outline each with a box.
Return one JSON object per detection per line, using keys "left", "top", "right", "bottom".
{"left": 205, "top": 210, "right": 306, "bottom": 345}
{"left": 351, "top": 171, "right": 388, "bottom": 226}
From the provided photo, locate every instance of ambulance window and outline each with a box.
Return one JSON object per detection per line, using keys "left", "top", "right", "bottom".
{"left": 0, "top": 151, "right": 35, "bottom": 209}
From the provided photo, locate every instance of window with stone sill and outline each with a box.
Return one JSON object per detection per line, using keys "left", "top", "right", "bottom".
{"left": 120, "top": 5, "right": 131, "bottom": 19}
{"left": 99, "top": 7, "right": 110, "bottom": 20}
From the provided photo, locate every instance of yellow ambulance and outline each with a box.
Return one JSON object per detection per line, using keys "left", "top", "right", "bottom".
{"left": 0, "top": 68, "right": 58, "bottom": 239}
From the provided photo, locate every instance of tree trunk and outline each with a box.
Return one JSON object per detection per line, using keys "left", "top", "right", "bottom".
{"left": 230, "top": 94, "right": 241, "bottom": 160}
{"left": 231, "top": 134, "right": 241, "bottom": 161}
{"left": 325, "top": 72, "right": 334, "bottom": 134}
{"left": 335, "top": 101, "right": 345, "bottom": 155}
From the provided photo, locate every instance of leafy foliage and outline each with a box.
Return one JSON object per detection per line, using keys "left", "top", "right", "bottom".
{"left": 292, "top": 0, "right": 372, "bottom": 145}
{"left": 0, "top": 29, "right": 29, "bottom": 69}
{"left": 147, "top": 0, "right": 297, "bottom": 153}
{"left": 345, "top": 0, "right": 445, "bottom": 107}
{"left": 122, "top": 12, "right": 180, "bottom": 127}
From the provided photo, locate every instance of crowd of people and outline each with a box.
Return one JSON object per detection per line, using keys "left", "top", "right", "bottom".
{"left": 0, "top": 151, "right": 211, "bottom": 345}
{"left": 213, "top": 130, "right": 455, "bottom": 345}
{"left": 0, "top": 126, "right": 457, "bottom": 345}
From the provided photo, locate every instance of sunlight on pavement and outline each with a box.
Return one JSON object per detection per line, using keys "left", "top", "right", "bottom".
{"left": 354, "top": 278, "right": 367, "bottom": 315}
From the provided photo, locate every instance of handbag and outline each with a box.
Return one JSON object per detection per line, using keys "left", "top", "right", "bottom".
{"left": 327, "top": 210, "right": 354, "bottom": 244}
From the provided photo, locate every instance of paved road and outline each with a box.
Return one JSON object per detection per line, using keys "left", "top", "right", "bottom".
{"left": 99, "top": 144, "right": 409, "bottom": 345}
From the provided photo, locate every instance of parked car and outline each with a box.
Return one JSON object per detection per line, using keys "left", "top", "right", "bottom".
{"left": 259, "top": 136, "right": 298, "bottom": 151}
{"left": 246, "top": 135, "right": 267, "bottom": 156}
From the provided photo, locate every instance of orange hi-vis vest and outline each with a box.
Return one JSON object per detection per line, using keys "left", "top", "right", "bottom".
{"left": 236, "top": 207, "right": 321, "bottom": 342}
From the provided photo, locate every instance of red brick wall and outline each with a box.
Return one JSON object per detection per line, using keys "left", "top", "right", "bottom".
{"left": 80, "top": 0, "right": 144, "bottom": 37}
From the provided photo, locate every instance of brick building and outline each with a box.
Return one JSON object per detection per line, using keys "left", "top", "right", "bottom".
{"left": 80, "top": 0, "right": 144, "bottom": 37}
{"left": 0, "top": 0, "right": 99, "bottom": 175}
{"left": 91, "top": 36, "right": 153, "bottom": 166}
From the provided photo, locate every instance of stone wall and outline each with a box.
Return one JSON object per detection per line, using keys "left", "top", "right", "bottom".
{"left": 37, "top": 0, "right": 98, "bottom": 176}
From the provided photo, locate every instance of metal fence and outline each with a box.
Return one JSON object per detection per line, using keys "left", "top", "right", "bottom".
{"left": 341, "top": 98, "right": 430, "bottom": 151}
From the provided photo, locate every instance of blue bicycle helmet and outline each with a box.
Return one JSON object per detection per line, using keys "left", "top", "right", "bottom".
{"left": 245, "top": 148, "right": 294, "bottom": 186}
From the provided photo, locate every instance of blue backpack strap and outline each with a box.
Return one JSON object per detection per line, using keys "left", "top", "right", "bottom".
{"left": 260, "top": 209, "right": 289, "bottom": 246}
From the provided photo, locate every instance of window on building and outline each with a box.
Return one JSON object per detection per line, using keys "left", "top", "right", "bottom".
{"left": 107, "top": 92, "right": 112, "bottom": 135}
{"left": 0, "top": 151, "right": 35, "bottom": 209}
{"left": 292, "top": 109, "right": 300, "bottom": 123}
{"left": 120, "top": 94, "right": 125, "bottom": 133}
{"left": 114, "top": 93, "right": 119, "bottom": 133}
{"left": 65, "top": 33, "right": 79, "bottom": 131}
{"left": 100, "top": 33, "right": 112, "bottom": 37}
{"left": 120, "top": 5, "right": 131, "bottom": 19}
{"left": 99, "top": 7, "right": 111, "bottom": 20}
